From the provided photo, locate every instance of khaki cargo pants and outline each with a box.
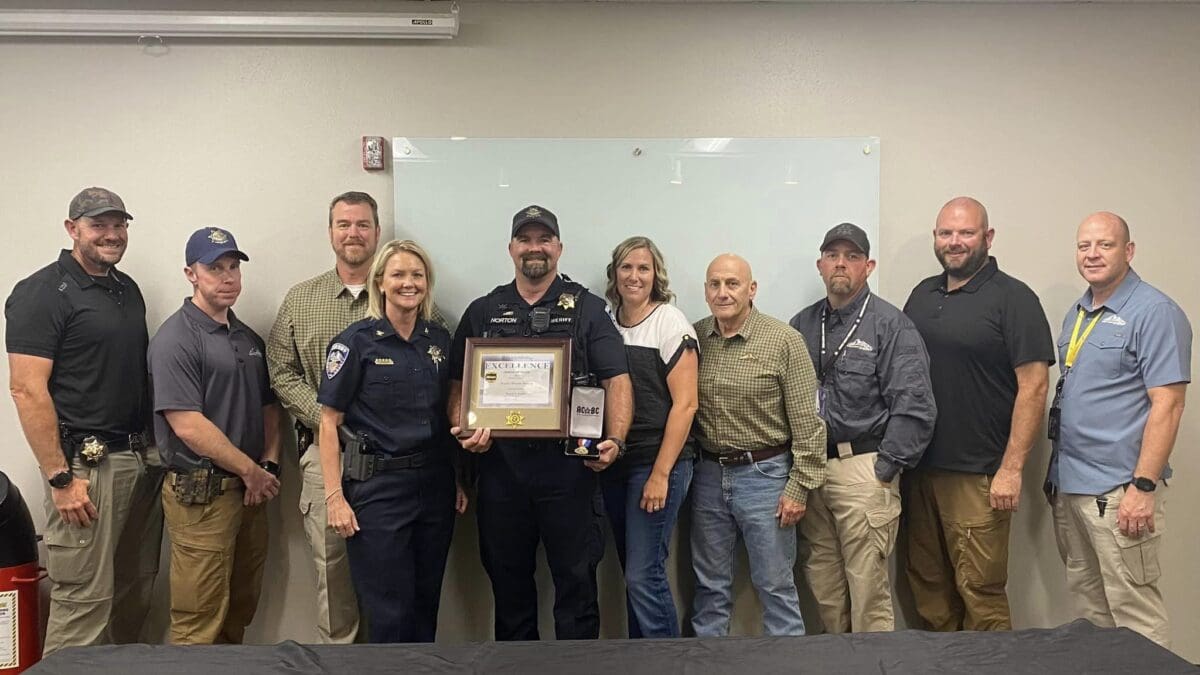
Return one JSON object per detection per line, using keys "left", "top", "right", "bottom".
{"left": 162, "top": 479, "right": 267, "bottom": 645}
{"left": 800, "top": 452, "right": 901, "bottom": 633}
{"left": 1053, "top": 484, "right": 1170, "bottom": 649}
{"left": 41, "top": 448, "right": 163, "bottom": 655}
{"left": 902, "top": 468, "right": 1012, "bottom": 631}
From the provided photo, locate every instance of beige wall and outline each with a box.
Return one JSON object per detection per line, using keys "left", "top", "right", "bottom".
{"left": 1, "top": 0, "right": 1197, "bottom": 659}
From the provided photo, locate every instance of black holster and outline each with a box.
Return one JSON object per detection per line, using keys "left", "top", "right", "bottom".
{"left": 340, "top": 425, "right": 376, "bottom": 482}
{"left": 296, "top": 420, "right": 314, "bottom": 453}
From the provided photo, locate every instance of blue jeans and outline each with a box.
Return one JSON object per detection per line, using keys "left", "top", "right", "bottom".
{"left": 601, "top": 459, "right": 694, "bottom": 638}
{"left": 690, "top": 452, "right": 805, "bottom": 636}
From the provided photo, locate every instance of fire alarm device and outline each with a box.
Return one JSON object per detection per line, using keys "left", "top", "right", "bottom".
{"left": 362, "top": 136, "right": 385, "bottom": 171}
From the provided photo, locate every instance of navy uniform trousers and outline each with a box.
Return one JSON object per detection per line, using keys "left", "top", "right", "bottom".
{"left": 477, "top": 439, "right": 606, "bottom": 640}
{"left": 343, "top": 458, "right": 456, "bottom": 643}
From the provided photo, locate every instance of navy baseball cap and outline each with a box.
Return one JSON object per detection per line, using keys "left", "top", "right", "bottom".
{"left": 185, "top": 227, "right": 250, "bottom": 266}
{"left": 510, "top": 205, "right": 560, "bottom": 238}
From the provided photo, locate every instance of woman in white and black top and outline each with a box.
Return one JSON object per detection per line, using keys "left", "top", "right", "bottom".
{"left": 601, "top": 236, "right": 698, "bottom": 638}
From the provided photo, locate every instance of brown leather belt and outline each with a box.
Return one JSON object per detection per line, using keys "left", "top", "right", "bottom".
{"left": 700, "top": 444, "right": 789, "bottom": 467}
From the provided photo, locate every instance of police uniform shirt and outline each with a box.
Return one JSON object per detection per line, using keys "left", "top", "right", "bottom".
{"left": 4, "top": 249, "right": 149, "bottom": 437}
{"left": 318, "top": 316, "right": 454, "bottom": 456}
{"left": 903, "top": 257, "right": 1055, "bottom": 475}
{"left": 612, "top": 302, "right": 697, "bottom": 467}
{"left": 449, "top": 275, "right": 628, "bottom": 385}
{"left": 1050, "top": 269, "right": 1192, "bottom": 495}
{"left": 148, "top": 299, "right": 275, "bottom": 471}
{"left": 790, "top": 285, "right": 937, "bottom": 482}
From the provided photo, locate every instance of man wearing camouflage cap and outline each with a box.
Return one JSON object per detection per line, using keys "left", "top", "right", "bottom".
{"left": 6, "top": 187, "right": 163, "bottom": 653}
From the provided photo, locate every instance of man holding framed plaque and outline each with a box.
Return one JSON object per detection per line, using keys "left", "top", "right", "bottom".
{"left": 448, "top": 205, "right": 632, "bottom": 641}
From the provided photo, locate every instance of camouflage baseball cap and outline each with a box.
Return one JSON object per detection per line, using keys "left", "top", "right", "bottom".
{"left": 68, "top": 187, "right": 133, "bottom": 221}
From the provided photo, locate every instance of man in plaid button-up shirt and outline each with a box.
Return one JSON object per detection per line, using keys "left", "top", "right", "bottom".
{"left": 690, "top": 253, "right": 826, "bottom": 637}
{"left": 266, "top": 191, "right": 380, "bottom": 643}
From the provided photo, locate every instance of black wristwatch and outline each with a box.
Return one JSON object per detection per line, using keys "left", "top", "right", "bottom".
{"left": 260, "top": 460, "right": 281, "bottom": 478}
{"left": 1131, "top": 476, "right": 1157, "bottom": 493}
{"left": 48, "top": 470, "right": 74, "bottom": 489}
{"left": 606, "top": 437, "right": 627, "bottom": 459}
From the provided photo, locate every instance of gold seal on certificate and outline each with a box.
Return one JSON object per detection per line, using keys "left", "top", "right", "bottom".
{"left": 459, "top": 337, "right": 573, "bottom": 438}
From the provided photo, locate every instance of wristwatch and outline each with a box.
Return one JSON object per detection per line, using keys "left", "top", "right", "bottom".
{"left": 606, "top": 437, "right": 627, "bottom": 459}
{"left": 1131, "top": 476, "right": 1156, "bottom": 493}
{"left": 260, "top": 460, "right": 281, "bottom": 478}
{"left": 48, "top": 470, "right": 74, "bottom": 489}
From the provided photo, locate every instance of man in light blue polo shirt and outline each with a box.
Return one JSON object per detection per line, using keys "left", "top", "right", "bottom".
{"left": 1046, "top": 211, "right": 1190, "bottom": 649}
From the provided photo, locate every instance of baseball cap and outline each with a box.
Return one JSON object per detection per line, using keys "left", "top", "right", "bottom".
{"left": 69, "top": 187, "right": 133, "bottom": 220}
{"left": 510, "top": 205, "right": 560, "bottom": 238}
{"left": 819, "top": 222, "right": 871, "bottom": 257}
{"left": 185, "top": 227, "right": 250, "bottom": 266}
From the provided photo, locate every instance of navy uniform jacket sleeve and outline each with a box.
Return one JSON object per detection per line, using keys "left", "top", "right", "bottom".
{"left": 582, "top": 292, "right": 628, "bottom": 381}
{"left": 317, "top": 328, "right": 364, "bottom": 412}
{"left": 449, "top": 297, "right": 487, "bottom": 381}
{"left": 874, "top": 316, "right": 937, "bottom": 481}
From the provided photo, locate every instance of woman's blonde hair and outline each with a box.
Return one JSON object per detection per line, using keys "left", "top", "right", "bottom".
{"left": 604, "top": 236, "right": 675, "bottom": 310}
{"left": 366, "top": 239, "right": 435, "bottom": 321}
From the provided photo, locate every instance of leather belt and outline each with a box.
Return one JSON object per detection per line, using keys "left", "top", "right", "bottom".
{"left": 701, "top": 444, "right": 789, "bottom": 467}
{"left": 827, "top": 436, "right": 881, "bottom": 460}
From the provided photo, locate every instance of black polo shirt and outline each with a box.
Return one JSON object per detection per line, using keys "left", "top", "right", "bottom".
{"left": 903, "top": 257, "right": 1054, "bottom": 474}
{"left": 4, "top": 249, "right": 149, "bottom": 438}
{"left": 318, "top": 316, "right": 455, "bottom": 456}
{"left": 148, "top": 299, "right": 275, "bottom": 471}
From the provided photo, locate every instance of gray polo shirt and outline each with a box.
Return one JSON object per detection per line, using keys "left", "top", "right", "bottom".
{"left": 148, "top": 298, "right": 275, "bottom": 471}
{"left": 1049, "top": 269, "right": 1191, "bottom": 495}
{"left": 791, "top": 285, "right": 937, "bottom": 482}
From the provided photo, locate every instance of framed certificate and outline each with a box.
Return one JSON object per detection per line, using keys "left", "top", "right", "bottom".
{"left": 459, "top": 337, "right": 573, "bottom": 438}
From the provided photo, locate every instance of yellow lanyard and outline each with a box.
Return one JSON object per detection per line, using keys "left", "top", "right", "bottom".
{"left": 1065, "top": 308, "right": 1104, "bottom": 368}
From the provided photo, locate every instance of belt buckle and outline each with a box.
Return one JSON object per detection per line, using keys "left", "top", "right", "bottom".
{"left": 79, "top": 436, "right": 109, "bottom": 467}
{"left": 717, "top": 452, "right": 739, "bottom": 467}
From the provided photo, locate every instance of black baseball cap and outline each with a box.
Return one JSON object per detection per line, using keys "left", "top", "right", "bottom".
{"left": 510, "top": 205, "right": 560, "bottom": 238}
{"left": 819, "top": 222, "right": 870, "bottom": 257}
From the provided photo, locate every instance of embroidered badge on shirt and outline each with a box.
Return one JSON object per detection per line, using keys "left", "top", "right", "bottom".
{"left": 374, "top": 358, "right": 395, "bottom": 365}
{"left": 1101, "top": 315, "right": 1127, "bottom": 326}
{"left": 846, "top": 338, "right": 874, "bottom": 352}
{"left": 325, "top": 343, "right": 350, "bottom": 379}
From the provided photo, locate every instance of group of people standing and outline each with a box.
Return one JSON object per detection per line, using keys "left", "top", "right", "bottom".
{"left": 6, "top": 188, "right": 1188, "bottom": 655}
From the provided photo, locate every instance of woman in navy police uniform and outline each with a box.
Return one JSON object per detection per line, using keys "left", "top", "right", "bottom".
{"left": 317, "top": 239, "right": 464, "bottom": 643}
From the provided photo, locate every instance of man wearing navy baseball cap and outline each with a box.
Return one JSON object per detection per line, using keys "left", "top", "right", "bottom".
{"left": 148, "top": 226, "right": 283, "bottom": 644}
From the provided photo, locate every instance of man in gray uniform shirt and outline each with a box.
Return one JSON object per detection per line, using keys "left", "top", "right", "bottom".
{"left": 790, "top": 223, "right": 936, "bottom": 633}
{"left": 150, "top": 227, "right": 282, "bottom": 644}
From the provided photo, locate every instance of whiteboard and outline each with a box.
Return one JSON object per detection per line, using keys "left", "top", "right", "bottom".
{"left": 393, "top": 137, "right": 880, "bottom": 326}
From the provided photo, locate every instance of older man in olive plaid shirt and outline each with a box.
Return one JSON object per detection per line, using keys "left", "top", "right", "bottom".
{"left": 690, "top": 253, "right": 826, "bottom": 637}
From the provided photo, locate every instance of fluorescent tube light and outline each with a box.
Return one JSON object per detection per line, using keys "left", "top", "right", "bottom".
{"left": 0, "top": 4, "right": 459, "bottom": 40}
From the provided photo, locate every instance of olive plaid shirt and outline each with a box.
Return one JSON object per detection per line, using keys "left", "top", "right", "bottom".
{"left": 267, "top": 269, "right": 372, "bottom": 430}
{"left": 266, "top": 268, "right": 449, "bottom": 430}
{"left": 694, "top": 307, "right": 827, "bottom": 504}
